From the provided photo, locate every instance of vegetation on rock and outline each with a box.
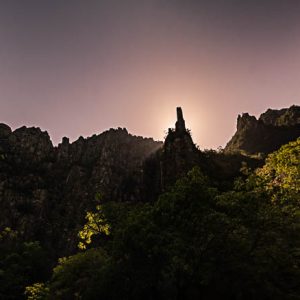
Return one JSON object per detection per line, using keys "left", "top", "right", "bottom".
{"left": 0, "top": 107, "right": 299, "bottom": 299}
{"left": 26, "top": 138, "right": 300, "bottom": 300}
{"left": 225, "top": 105, "right": 300, "bottom": 154}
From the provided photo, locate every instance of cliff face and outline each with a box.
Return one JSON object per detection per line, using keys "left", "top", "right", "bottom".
{"left": 259, "top": 105, "right": 300, "bottom": 126}
{"left": 225, "top": 105, "right": 300, "bottom": 155}
{"left": 1, "top": 105, "right": 299, "bottom": 256}
{"left": 0, "top": 125, "right": 162, "bottom": 253}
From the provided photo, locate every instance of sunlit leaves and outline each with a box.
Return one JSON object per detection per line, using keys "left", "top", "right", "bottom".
{"left": 0, "top": 227, "right": 18, "bottom": 241}
{"left": 25, "top": 283, "right": 49, "bottom": 300}
{"left": 78, "top": 205, "right": 110, "bottom": 250}
{"left": 256, "top": 138, "right": 300, "bottom": 204}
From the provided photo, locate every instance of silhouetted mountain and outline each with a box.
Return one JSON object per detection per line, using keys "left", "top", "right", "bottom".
{"left": 1, "top": 106, "right": 300, "bottom": 299}
{"left": 144, "top": 108, "right": 263, "bottom": 196}
{"left": 225, "top": 105, "right": 300, "bottom": 154}
{"left": 0, "top": 126, "right": 162, "bottom": 254}
{"left": 0, "top": 105, "right": 299, "bottom": 258}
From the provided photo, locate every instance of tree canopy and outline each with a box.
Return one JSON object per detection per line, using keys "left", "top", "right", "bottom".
{"left": 29, "top": 138, "right": 300, "bottom": 299}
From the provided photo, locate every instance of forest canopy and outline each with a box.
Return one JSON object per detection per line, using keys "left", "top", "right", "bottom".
{"left": 23, "top": 138, "right": 300, "bottom": 300}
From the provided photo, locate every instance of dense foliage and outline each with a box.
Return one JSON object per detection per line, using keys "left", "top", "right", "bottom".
{"left": 0, "top": 229, "right": 50, "bottom": 300}
{"left": 1, "top": 138, "right": 299, "bottom": 299}
{"left": 23, "top": 138, "right": 300, "bottom": 300}
{"left": 256, "top": 138, "right": 300, "bottom": 203}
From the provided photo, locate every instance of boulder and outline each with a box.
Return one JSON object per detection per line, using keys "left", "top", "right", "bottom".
{"left": 0, "top": 123, "right": 12, "bottom": 138}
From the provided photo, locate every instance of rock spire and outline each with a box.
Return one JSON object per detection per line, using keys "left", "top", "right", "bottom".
{"left": 175, "top": 107, "right": 186, "bottom": 133}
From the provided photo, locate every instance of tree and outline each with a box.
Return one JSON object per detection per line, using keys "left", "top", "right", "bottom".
{"left": 78, "top": 205, "right": 110, "bottom": 250}
{"left": 41, "top": 156, "right": 300, "bottom": 299}
{"left": 256, "top": 138, "right": 300, "bottom": 205}
{"left": 0, "top": 230, "right": 49, "bottom": 300}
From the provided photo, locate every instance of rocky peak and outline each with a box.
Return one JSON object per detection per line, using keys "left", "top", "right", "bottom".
{"left": 225, "top": 105, "right": 300, "bottom": 155}
{"left": 237, "top": 113, "right": 258, "bottom": 131}
{"left": 7, "top": 126, "right": 54, "bottom": 164}
{"left": 161, "top": 107, "right": 200, "bottom": 189}
{"left": 0, "top": 122, "right": 163, "bottom": 254}
{"left": 259, "top": 105, "right": 300, "bottom": 126}
{"left": 0, "top": 124, "right": 12, "bottom": 138}
{"left": 175, "top": 107, "right": 186, "bottom": 133}
{"left": 164, "top": 107, "right": 196, "bottom": 147}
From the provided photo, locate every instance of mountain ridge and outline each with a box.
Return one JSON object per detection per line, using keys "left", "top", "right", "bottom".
{"left": 0, "top": 105, "right": 299, "bottom": 257}
{"left": 225, "top": 105, "right": 300, "bottom": 154}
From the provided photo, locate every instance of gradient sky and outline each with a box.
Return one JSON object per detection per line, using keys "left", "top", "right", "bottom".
{"left": 0, "top": 0, "right": 300, "bottom": 149}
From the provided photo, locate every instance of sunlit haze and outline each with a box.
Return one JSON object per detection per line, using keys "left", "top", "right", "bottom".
{"left": 0, "top": 0, "right": 300, "bottom": 149}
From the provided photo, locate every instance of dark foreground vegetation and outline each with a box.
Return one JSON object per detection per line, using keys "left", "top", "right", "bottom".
{"left": 0, "top": 106, "right": 299, "bottom": 299}
{"left": 1, "top": 138, "right": 299, "bottom": 299}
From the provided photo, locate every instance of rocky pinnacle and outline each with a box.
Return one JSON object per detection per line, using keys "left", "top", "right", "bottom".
{"left": 175, "top": 107, "right": 186, "bottom": 133}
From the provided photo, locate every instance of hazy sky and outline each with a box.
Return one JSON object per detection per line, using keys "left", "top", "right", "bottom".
{"left": 0, "top": 0, "right": 300, "bottom": 149}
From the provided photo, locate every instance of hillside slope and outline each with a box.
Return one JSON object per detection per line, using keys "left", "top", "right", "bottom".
{"left": 0, "top": 125, "right": 162, "bottom": 254}
{"left": 225, "top": 105, "right": 300, "bottom": 154}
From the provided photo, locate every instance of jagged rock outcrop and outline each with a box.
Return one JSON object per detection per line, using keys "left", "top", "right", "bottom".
{"left": 160, "top": 107, "right": 201, "bottom": 190}
{"left": 0, "top": 123, "right": 12, "bottom": 138}
{"left": 0, "top": 126, "right": 162, "bottom": 254}
{"left": 225, "top": 105, "right": 300, "bottom": 155}
{"left": 259, "top": 105, "right": 300, "bottom": 126}
{"left": 142, "top": 108, "right": 255, "bottom": 199}
{"left": 1, "top": 105, "right": 299, "bottom": 256}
